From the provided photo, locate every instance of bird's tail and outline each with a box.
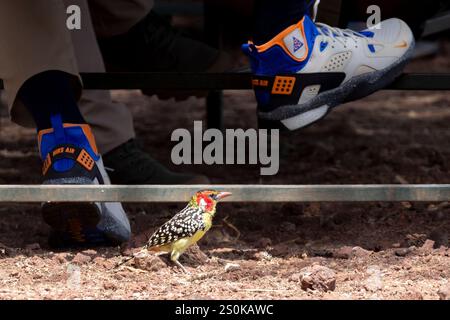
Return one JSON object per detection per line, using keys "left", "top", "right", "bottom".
{"left": 115, "top": 244, "right": 149, "bottom": 269}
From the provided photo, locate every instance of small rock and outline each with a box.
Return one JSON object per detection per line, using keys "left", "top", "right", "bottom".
{"left": 25, "top": 243, "right": 40, "bottom": 251}
{"left": 410, "top": 290, "right": 424, "bottom": 300}
{"left": 93, "top": 257, "right": 114, "bottom": 269}
{"left": 82, "top": 249, "right": 97, "bottom": 257}
{"left": 53, "top": 253, "right": 69, "bottom": 264}
{"left": 93, "top": 256, "right": 105, "bottom": 265}
{"left": 181, "top": 245, "right": 208, "bottom": 265}
{"left": 403, "top": 290, "right": 423, "bottom": 300}
{"left": 311, "top": 248, "right": 333, "bottom": 258}
{"left": 271, "top": 243, "right": 291, "bottom": 256}
{"left": 298, "top": 265, "right": 336, "bottom": 292}
{"left": 427, "top": 202, "right": 449, "bottom": 212}
{"left": 419, "top": 239, "right": 435, "bottom": 254}
{"left": 208, "top": 256, "right": 226, "bottom": 266}
{"left": 428, "top": 230, "right": 448, "bottom": 249}
{"left": 333, "top": 246, "right": 373, "bottom": 259}
{"left": 133, "top": 253, "right": 166, "bottom": 272}
{"left": 0, "top": 242, "right": 13, "bottom": 256}
{"left": 254, "top": 251, "right": 272, "bottom": 261}
{"left": 364, "top": 266, "right": 383, "bottom": 292}
{"left": 28, "top": 256, "right": 43, "bottom": 265}
{"left": 395, "top": 248, "right": 410, "bottom": 257}
{"left": 401, "top": 201, "right": 412, "bottom": 209}
{"left": 438, "top": 284, "right": 450, "bottom": 300}
{"left": 289, "top": 273, "right": 302, "bottom": 282}
{"left": 72, "top": 253, "right": 92, "bottom": 265}
{"left": 333, "top": 246, "right": 353, "bottom": 259}
{"left": 280, "top": 222, "right": 296, "bottom": 232}
{"left": 103, "top": 282, "right": 118, "bottom": 291}
{"left": 364, "top": 277, "right": 383, "bottom": 292}
{"left": 224, "top": 263, "right": 241, "bottom": 272}
{"left": 257, "top": 237, "right": 272, "bottom": 248}
{"left": 352, "top": 246, "right": 373, "bottom": 258}
{"left": 403, "top": 233, "right": 427, "bottom": 247}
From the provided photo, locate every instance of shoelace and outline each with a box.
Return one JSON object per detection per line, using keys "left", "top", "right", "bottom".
{"left": 310, "top": 0, "right": 366, "bottom": 47}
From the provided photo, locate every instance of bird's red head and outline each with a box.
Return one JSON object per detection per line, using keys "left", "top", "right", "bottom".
{"left": 191, "top": 190, "right": 232, "bottom": 213}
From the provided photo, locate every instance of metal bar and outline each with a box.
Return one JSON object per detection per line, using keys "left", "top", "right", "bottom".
{"left": 0, "top": 185, "right": 449, "bottom": 203}
{"left": 422, "top": 11, "right": 450, "bottom": 37}
{"left": 2, "top": 73, "right": 449, "bottom": 91}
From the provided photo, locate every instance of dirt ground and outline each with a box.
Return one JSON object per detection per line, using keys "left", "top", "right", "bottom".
{"left": 0, "top": 41, "right": 449, "bottom": 300}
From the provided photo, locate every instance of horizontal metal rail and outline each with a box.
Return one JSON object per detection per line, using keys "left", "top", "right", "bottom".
{"left": 422, "top": 11, "right": 450, "bottom": 37}
{"left": 1, "top": 73, "right": 450, "bottom": 91}
{"left": 0, "top": 185, "right": 449, "bottom": 203}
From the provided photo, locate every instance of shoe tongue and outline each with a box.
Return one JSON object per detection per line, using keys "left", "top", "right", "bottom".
{"left": 282, "top": 15, "right": 317, "bottom": 60}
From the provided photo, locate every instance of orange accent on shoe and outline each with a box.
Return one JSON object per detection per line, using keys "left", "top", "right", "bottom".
{"left": 63, "top": 124, "right": 99, "bottom": 155}
{"left": 37, "top": 127, "right": 54, "bottom": 157}
{"left": 37, "top": 123, "right": 99, "bottom": 157}
{"left": 252, "top": 79, "right": 269, "bottom": 87}
{"left": 255, "top": 17, "right": 309, "bottom": 62}
{"left": 77, "top": 149, "right": 95, "bottom": 171}
{"left": 271, "top": 76, "right": 296, "bottom": 95}
{"left": 395, "top": 41, "right": 408, "bottom": 48}
{"left": 42, "top": 154, "right": 52, "bottom": 175}
{"left": 52, "top": 147, "right": 65, "bottom": 156}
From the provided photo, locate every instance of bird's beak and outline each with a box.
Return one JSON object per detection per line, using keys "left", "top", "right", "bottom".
{"left": 216, "top": 191, "right": 232, "bottom": 200}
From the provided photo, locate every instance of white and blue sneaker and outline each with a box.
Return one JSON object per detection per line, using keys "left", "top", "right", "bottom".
{"left": 39, "top": 115, "right": 131, "bottom": 247}
{"left": 243, "top": 1, "right": 415, "bottom": 130}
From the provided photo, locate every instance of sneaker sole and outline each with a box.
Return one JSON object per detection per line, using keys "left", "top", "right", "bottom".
{"left": 259, "top": 41, "right": 416, "bottom": 130}
{"left": 42, "top": 202, "right": 101, "bottom": 243}
{"left": 42, "top": 177, "right": 102, "bottom": 245}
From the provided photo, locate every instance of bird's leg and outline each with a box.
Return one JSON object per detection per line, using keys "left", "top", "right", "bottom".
{"left": 170, "top": 251, "right": 189, "bottom": 274}
{"left": 174, "top": 260, "right": 189, "bottom": 274}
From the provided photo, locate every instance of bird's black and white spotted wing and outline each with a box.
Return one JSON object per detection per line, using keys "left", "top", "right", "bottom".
{"left": 147, "top": 205, "right": 206, "bottom": 248}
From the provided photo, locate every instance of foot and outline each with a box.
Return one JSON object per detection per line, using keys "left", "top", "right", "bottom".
{"left": 97, "top": 10, "right": 232, "bottom": 100}
{"left": 173, "top": 260, "right": 189, "bottom": 274}
{"left": 102, "top": 139, "right": 209, "bottom": 185}
{"left": 243, "top": 8, "right": 415, "bottom": 130}
{"left": 39, "top": 116, "right": 131, "bottom": 247}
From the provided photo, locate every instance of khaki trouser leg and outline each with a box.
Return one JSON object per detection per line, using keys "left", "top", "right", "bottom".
{"left": 68, "top": 0, "right": 135, "bottom": 154}
{"left": 89, "top": 0, "right": 154, "bottom": 37}
{"left": 0, "top": 0, "right": 81, "bottom": 127}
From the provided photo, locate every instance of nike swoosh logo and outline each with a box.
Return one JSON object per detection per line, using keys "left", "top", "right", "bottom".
{"left": 395, "top": 41, "right": 408, "bottom": 48}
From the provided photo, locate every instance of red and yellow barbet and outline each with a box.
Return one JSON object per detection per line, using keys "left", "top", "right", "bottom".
{"left": 119, "top": 190, "right": 232, "bottom": 273}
